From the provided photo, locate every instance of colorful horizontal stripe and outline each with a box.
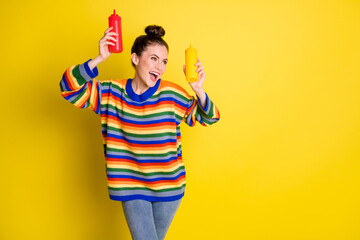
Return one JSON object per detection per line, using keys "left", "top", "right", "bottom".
{"left": 60, "top": 59, "right": 220, "bottom": 202}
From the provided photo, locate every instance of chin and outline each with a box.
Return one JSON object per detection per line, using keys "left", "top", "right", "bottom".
{"left": 147, "top": 79, "right": 158, "bottom": 88}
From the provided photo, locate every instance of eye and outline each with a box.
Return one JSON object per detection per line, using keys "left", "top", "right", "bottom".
{"left": 162, "top": 60, "right": 168, "bottom": 65}
{"left": 151, "top": 57, "right": 157, "bottom": 61}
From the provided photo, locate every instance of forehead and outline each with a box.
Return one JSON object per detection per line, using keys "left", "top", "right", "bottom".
{"left": 143, "top": 44, "right": 168, "bottom": 58}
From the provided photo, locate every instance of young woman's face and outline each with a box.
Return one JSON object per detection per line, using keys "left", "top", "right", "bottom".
{"left": 132, "top": 44, "right": 168, "bottom": 88}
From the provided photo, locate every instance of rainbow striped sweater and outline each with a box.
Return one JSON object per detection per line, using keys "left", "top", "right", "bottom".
{"left": 60, "top": 59, "right": 220, "bottom": 202}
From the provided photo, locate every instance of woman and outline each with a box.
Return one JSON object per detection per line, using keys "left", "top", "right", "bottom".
{"left": 60, "top": 25, "right": 220, "bottom": 240}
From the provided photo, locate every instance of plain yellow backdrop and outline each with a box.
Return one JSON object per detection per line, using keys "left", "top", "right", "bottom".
{"left": 1, "top": 0, "right": 360, "bottom": 239}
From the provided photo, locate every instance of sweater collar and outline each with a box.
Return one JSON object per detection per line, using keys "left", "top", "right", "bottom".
{"left": 126, "top": 78, "right": 161, "bottom": 102}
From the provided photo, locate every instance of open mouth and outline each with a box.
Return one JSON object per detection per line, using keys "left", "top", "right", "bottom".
{"left": 149, "top": 71, "right": 160, "bottom": 81}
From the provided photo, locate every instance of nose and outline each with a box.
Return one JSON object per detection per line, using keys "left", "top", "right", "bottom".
{"left": 155, "top": 63, "right": 162, "bottom": 71}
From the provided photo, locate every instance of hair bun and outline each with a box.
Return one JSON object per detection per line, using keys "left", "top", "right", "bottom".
{"left": 145, "top": 25, "right": 165, "bottom": 38}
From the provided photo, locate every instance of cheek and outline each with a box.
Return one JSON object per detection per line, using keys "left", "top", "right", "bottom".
{"left": 140, "top": 61, "right": 150, "bottom": 72}
{"left": 161, "top": 63, "right": 167, "bottom": 70}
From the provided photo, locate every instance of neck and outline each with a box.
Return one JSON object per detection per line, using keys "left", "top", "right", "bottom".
{"left": 132, "top": 73, "right": 149, "bottom": 95}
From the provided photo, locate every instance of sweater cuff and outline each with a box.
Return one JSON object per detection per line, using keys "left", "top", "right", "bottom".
{"left": 83, "top": 59, "right": 99, "bottom": 80}
{"left": 196, "top": 92, "right": 210, "bottom": 113}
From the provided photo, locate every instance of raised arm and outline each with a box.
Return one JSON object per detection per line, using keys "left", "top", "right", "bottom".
{"left": 182, "top": 58, "right": 220, "bottom": 126}
{"left": 59, "top": 27, "right": 118, "bottom": 114}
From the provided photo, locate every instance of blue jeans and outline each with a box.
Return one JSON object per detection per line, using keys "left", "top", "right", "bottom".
{"left": 122, "top": 199, "right": 181, "bottom": 240}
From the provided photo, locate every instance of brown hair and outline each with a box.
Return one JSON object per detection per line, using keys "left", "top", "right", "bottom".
{"left": 131, "top": 25, "right": 169, "bottom": 67}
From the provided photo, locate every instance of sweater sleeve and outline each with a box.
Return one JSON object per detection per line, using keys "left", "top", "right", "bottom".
{"left": 59, "top": 59, "right": 103, "bottom": 115}
{"left": 183, "top": 92, "right": 220, "bottom": 127}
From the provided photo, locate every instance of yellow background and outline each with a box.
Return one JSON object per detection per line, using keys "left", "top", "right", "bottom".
{"left": 1, "top": 0, "right": 360, "bottom": 239}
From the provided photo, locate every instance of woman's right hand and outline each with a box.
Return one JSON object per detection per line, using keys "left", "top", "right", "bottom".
{"left": 88, "top": 27, "right": 118, "bottom": 70}
{"left": 98, "top": 26, "right": 118, "bottom": 61}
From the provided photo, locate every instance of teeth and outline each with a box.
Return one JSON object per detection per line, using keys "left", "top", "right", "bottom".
{"left": 150, "top": 71, "right": 159, "bottom": 76}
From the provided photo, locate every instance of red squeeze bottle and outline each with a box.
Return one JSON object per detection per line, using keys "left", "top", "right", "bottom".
{"left": 108, "top": 9, "right": 123, "bottom": 53}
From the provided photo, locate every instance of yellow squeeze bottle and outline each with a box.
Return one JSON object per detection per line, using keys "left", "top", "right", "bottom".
{"left": 185, "top": 45, "right": 198, "bottom": 83}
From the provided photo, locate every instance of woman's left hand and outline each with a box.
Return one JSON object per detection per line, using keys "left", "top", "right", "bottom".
{"left": 183, "top": 58, "right": 207, "bottom": 108}
{"left": 183, "top": 58, "right": 206, "bottom": 93}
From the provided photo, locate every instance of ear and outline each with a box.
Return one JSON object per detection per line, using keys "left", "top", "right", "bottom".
{"left": 131, "top": 53, "right": 139, "bottom": 66}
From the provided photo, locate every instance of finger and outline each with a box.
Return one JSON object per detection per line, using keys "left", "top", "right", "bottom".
{"left": 196, "top": 66, "right": 204, "bottom": 72}
{"left": 107, "top": 32, "right": 118, "bottom": 36}
{"left": 105, "top": 26, "right": 113, "bottom": 33}
{"left": 104, "top": 36, "right": 118, "bottom": 42}
{"left": 101, "top": 41, "right": 116, "bottom": 46}
{"left": 194, "top": 61, "right": 202, "bottom": 67}
{"left": 100, "top": 34, "right": 117, "bottom": 44}
{"left": 99, "top": 37, "right": 109, "bottom": 44}
{"left": 104, "top": 41, "right": 116, "bottom": 46}
{"left": 197, "top": 68, "right": 205, "bottom": 75}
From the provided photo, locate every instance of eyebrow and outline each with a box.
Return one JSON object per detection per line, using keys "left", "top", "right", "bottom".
{"left": 151, "top": 54, "right": 168, "bottom": 61}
